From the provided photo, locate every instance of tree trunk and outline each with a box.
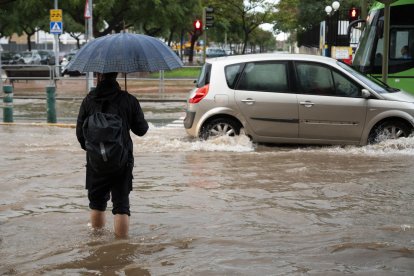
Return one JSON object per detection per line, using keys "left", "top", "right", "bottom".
{"left": 189, "top": 34, "right": 197, "bottom": 63}
{"left": 26, "top": 34, "right": 32, "bottom": 51}
{"left": 167, "top": 27, "right": 175, "bottom": 46}
{"left": 180, "top": 29, "right": 185, "bottom": 60}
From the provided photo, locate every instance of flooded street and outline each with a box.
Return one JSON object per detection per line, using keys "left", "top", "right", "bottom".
{"left": 1, "top": 100, "right": 414, "bottom": 275}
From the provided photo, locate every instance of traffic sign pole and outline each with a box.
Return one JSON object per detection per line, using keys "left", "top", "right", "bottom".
{"left": 86, "top": 0, "right": 94, "bottom": 92}
{"left": 53, "top": 0, "right": 60, "bottom": 79}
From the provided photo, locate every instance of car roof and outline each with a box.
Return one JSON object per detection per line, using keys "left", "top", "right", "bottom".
{"left": 206, "top": 53, "right": 337, "bottom": 66}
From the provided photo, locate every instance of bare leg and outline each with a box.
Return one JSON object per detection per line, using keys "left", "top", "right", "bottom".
{"left": 90, "top": 210, "right": 106, "bottom": 229}
{"left": 114, "top": 214, "right": 129, "bottom": 238}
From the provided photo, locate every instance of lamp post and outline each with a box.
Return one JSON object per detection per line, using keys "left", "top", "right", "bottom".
{"left": 324, "top": 1, "right": 340, "bottom": 57}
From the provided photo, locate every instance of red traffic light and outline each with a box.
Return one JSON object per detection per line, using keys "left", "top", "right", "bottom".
{"left": 194, "top": 19, "right": 202, "bottom": 30}
{"left": 349, "top": 7, "right": 359, "bottom": 21}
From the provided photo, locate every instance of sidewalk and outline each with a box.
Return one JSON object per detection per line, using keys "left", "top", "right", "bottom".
{"left": 4, "top": 77, "right": 193, "bottom": 101}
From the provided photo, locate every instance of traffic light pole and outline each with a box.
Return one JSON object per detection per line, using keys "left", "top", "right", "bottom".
{"left": 202, "top": 7, "right": 214, "bottom": 64}
{"left": 202, "top": 8, "right": 207, "bottom": 63}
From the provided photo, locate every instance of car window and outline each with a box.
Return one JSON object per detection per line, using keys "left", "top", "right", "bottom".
{"left": 337, "top": 61, "right": 396, "bottom": 93}
{"left": 296, "top": 63, "right": 335, "bottom": 96}
{"left": 196, "top": 63, "right": 211, "bottom": 88}
{"left": 225, "top": 64, "right": 243, "bottom": 89}
{"left": 236, "top": 62, "right": 288, "bottom": 92}
{"left": 332, "top": 70, "right": 360, "bottom": 97}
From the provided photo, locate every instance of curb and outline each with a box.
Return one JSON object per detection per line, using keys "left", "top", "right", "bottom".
{"left": 0, "top": 122, "right": 76, "bottom": 128}
{"left": 13, "top": 96, "right": 187, "bottom": 102}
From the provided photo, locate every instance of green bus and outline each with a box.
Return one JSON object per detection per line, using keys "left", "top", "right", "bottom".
{"left": 352, "top": 0, "right": 414, "bottom": 93}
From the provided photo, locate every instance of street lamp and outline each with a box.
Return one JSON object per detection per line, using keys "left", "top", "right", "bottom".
{"left": 325, "top": 1, "right": 340, "bottom": 15}
{"left": 332, "top": 1, "right": 340, "bottom": 12}
{"left": 324, "top": 1, "right": 341, "bottom": 57}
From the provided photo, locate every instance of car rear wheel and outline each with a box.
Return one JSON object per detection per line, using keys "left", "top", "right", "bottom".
{"left": 368, "top": 120, "right": 411, "bottom": 144}
{"left": 200, "top": 118, "right": 241, "bottom": 140}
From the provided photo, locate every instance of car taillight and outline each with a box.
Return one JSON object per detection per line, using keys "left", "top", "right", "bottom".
{"left": 189, "top": 84, "right": 209, "bottom": 103}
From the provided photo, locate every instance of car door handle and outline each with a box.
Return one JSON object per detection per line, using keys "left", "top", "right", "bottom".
{"left": 300, "top": 101, "right": 315, "bottom": 107}
{"left": 241, "top": 99, "right": 255, "bottom": 105}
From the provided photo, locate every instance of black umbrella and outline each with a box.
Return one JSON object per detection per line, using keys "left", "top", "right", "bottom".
{"left": 67, "top": 32, "right": 183, "bottom": 88}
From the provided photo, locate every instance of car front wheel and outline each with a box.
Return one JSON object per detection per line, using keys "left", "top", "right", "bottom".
{"left": 368, "top": 120, "right": 411, "bottom": 144}
{"left": 200, "top": 118, "right": 241, "bottom": 140}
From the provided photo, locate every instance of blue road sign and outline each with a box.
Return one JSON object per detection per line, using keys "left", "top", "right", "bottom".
{"left": 50, "top": 22, "right": 63, "bottom": 34}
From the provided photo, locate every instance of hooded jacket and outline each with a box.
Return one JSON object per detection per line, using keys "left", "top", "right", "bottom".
{"left": 76, "top": 78, "right": 148, "bottom": 158}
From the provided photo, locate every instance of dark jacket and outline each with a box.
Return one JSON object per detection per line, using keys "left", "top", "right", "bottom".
{"left": 76, "top": 78, "right": 148, "bottom": 159}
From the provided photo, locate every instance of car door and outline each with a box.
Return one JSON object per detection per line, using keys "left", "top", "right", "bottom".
{"left": 234, "top": 61, "right": 299, "bottom": 138}
{"left": 295, "top": 62, "right": 367, "bottom": 142}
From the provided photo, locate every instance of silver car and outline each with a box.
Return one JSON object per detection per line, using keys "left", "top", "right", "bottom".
{"left": 184, "top": 54, "right": 414, "bottom": 145}
{"left": 20, "top": 50, "right": 42, "bottom": 64}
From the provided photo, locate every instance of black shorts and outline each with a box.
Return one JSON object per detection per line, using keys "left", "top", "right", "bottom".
{"left": 86, "top": 161, "right": 133, "bottom": 216}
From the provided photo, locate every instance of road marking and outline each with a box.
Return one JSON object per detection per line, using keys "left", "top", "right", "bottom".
{"left": 165, "top": 117, "right": 184, "bottom": 128}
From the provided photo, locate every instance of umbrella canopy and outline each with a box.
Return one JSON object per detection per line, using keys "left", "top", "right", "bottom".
{"left": 67, "top": 33, "right": 183, "bottom": 73}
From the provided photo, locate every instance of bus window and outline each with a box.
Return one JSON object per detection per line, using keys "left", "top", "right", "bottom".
{"left": 374, "top": 37, "right": 384, "bottom": 66}
{"left": 390, "top": 28, "right": 414, "bottom": 59}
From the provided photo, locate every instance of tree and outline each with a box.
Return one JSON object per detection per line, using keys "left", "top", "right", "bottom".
{"left": 0, "top": 1, "right": 15, "bottom": 39}
{"left": 63, "top": 13, "right": 84, "bottom": 49}
{"left": 273, "top": 0, "right": 367, "bottom": 40}
{"left": 250, "top": 28, "right": 276, "bottom": 53}
{"left": 7, "top": 0, "right": 50, "bottom": 51}
{"left": 204, "top": 0, "right": 275, "bottom": 54}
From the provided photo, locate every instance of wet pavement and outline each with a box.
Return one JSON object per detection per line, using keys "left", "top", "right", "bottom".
{"left": 1, "top": 98, "right": 414, "bottom": 275}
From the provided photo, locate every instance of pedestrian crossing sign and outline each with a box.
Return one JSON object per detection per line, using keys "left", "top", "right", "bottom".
{"left": 50, "top": 21, "right": 63, "bottom": 34}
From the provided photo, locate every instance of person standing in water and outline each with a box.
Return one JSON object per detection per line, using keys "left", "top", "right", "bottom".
{"left": 76, "top": 72, "right": 148, "bottom": 238}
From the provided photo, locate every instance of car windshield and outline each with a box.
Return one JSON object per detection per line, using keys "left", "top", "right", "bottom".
{"left": 337, "top": 61, "right": 400, "bottom": 93}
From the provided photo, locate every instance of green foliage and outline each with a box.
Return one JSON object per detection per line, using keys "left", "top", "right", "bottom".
{"left": 0, "top": 0, "right": 50, "bottom": 49}
{"left": 277, "top": 0, "right": 372, "bottom": 32}
{"left": 273, "top": 0, "right": 373, "bottom": 43}
{"left": 204, "top": 0, "right": 276, "bottom": 53}
{"left": 149, "top": 66, "right": 201, "bottom": 78}
{"left": 0, "top": 0, "right": 277, "bottom": 53}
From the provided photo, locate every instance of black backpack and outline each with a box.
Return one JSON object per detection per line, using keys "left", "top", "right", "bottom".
{"left": 82, "top": 99, "right": 128, "bottom": 174}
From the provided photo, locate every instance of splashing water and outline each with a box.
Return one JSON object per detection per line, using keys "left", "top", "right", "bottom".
{"left": 134, "top": 124, "right": 255, "bottom": 153}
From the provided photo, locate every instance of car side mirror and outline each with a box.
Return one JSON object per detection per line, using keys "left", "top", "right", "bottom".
{"left": 361, "top": 89, "right": 371, "bottom": 99}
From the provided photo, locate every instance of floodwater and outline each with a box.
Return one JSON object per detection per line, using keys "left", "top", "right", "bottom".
{"left": 1, "top": 100, "right": 414, "bottom": 275}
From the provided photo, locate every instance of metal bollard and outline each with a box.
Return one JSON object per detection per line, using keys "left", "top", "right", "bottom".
{"left": 46, "top": 85, "right": 57, "bottom": 123}
{"left": 3, "top": 85, "right": 13, "bottom": 122}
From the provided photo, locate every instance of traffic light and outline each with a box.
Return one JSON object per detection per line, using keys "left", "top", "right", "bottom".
{"left": 349, "top": 7, "right": 359, "bottom": 21}
{"left": 204, "top": 7, "right": 214, "bottom": 28}
{"left": 193, "top": 19, "right": 202, "bottom": 35}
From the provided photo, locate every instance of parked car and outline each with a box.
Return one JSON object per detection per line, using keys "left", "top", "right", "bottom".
{"left": 38, "top": 50, "right": 55, "bottom": 65}
{"left": 206, "top": 48, "right": 227, "bottom": 58}
{"left": 60, "top": 51, "right": 82, "bottom": 76}
{"left": 1, "top": 52, "right": 17, "bottom": 64}
{"left": 184, "top": 53, "right": 414, "bottom": 145}
{"left": 19, "top": 50, "right": 42, "bottom": 64}
{"left": 1, "top": 52, "right": 25, "bottom": 64}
